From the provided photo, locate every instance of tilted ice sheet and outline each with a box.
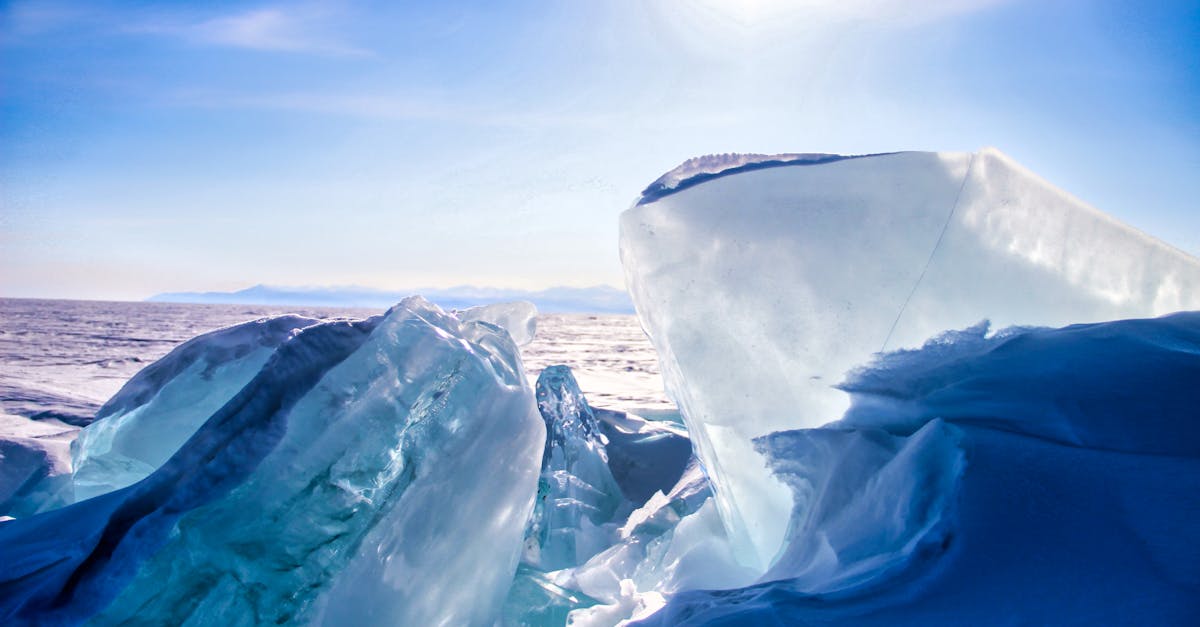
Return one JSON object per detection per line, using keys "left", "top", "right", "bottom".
{"left": 67, "top": 315, "right": 319, "bottom": 506}
{"left": 63, "top": 296, "right": 540, "bottom": 509}
{"left": 620, "top": 148, "right": 1200, "bottom": 570}
{"left": 0, "top": 297, "right": 544, "bottom": 626}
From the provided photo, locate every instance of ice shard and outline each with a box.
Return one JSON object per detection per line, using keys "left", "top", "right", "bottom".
{"left": 524, "top": 365, "right": 624, "bottom": 571}
{"left": 620, "top": 148, "right": 1200, "bottom": 570}
{"left": 0, "top": 297, "right": 544, "bottom": 626}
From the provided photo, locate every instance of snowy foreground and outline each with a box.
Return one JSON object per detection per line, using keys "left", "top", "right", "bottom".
{"left": 3, "top": 149, "right": 1200, "bottom": 625}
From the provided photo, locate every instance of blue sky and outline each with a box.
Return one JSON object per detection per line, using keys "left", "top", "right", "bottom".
{"left": 2, "top": 0, "right": 1197, "bottom": 300}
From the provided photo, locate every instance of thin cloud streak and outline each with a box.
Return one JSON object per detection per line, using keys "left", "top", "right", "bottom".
{"left": 124, "top": 4, "right": 372, "bottom": 57}
{"left": 185, "top": 8, "right": 371, "bottom": 56}
{"left": 161, "top": 89, "right": 743, "bottom": 130}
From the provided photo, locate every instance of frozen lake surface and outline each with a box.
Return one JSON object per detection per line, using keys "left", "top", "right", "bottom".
{"left": 0, "top": 298, "right": 672, "bottom": 428}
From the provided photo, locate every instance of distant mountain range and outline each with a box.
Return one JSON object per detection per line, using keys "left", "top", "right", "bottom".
{"left": 147, "top": 284, "right": 635, "bottom": 314}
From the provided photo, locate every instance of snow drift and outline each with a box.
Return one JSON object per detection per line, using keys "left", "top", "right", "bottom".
{"left": 637, "top": 314, "right": 1200, "bottom": 625}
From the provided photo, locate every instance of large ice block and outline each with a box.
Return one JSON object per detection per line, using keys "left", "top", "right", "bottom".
{"left": 620, "top": 148, "right": 1200, "bottom": 570}
{"left": 0, "top": 297, "right": 544, "bottom": 626}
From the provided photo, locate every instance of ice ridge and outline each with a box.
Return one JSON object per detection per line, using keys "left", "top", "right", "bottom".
{"left": 638, "top": 152, "right": 896, "bottom": 205}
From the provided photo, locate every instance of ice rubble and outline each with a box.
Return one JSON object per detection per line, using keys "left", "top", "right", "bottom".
{"left": 620, "top": 147, "right": 1200, "bottom": 570}
{"left": 0, "top": 297, "right": 544, "bottom": 626}
{"left": 504, "top": 364, "right": 716, "bottom": 626}
{"left": 638, "top": 314, "right": 1200, "bottom": 625}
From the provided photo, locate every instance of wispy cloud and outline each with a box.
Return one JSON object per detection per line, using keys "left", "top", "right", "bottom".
{"left": 129, "top": 5, "right": 371, "bottom": 57}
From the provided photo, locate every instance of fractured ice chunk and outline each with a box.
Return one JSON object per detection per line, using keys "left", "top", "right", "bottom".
{"left": 0, "top": 297, "right": 544, "bottom": 626}
{"left": 505, "top": 371, "right": 702, "bottom": 626}
{"left": 620, "top": 148, "right": 1200, "bottom": 570}
{"left": 567, "top": 480, "right": 758, "bottom": 627}
{"left": 457, "top": 300, "right": 539, "bottom": 346}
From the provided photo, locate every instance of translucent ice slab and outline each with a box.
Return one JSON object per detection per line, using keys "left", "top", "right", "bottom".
{"left": 620, "top": 148, "right": 1200, "bottom": 570}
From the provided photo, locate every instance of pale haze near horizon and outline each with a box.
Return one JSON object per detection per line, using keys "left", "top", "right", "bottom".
{"left": 2, "top": 0, "right": 1197, "bottom": 301}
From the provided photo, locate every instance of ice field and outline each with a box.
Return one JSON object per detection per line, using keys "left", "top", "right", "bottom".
{"left": 2, "top": 149, "right": 1199, "bottom": 625}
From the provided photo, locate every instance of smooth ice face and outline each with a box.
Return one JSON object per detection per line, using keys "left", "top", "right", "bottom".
{"left": 68, "top": 315, "right": 319, "bottom": 506}
{"left": 0, "top": 297, "right": 544, "bottom": 626}
{"left": 457, "top": 300, "right": 538, "bottom": 346}
{"left": 620, "top": 148, "right": 1200, "bottom": 571}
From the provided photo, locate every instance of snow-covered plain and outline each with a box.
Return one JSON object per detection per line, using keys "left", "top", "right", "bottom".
{"left": 2, "top": 148, "right": 1199, "bottom": 625}
{"left": 0, "top": 299, "right": 670, "bottom": 426}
